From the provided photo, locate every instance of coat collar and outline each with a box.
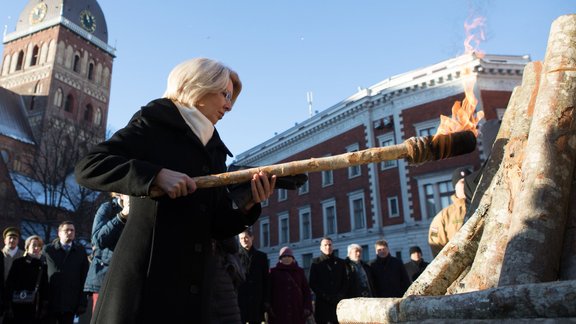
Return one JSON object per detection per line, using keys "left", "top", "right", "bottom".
{"left": 137, "top": 98, "right": 233, "bottom": 157}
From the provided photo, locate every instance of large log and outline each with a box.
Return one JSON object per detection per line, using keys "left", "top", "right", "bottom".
{"left": 337, "top": 280, "right": 576, "bottom": 323}
{"left": 559, "top": 162, "right": 576, "bottom": 280}
{"left": 450, "top": 61, "right": 541, "bottom": 293}
{"left": 499, "top": 14, "right": 576, "bottom": 286}
{"left": 404, "top": 62, "right": 540, "bottom": 297}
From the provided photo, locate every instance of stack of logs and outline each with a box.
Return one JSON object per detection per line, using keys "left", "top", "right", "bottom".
{"left": 338, "top": 14, "right": 576, "bottom": 323}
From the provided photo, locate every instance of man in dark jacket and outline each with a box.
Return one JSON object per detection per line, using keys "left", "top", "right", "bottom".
{"left": 43, "top": 221, "right": 89, "bottom": 324}
{"left": 369, "top": 239, "right": 410, "bottom": 298}
{"left": 309, "top": 237, "right": 347, "bottom": 324}
{"left": 237, "top": 229, "right": 269, "bottom": 324}
{"left": 344, "top": 244, "right": 373, "bottom": 298}
{"left": 404, "top": 246, "right": 429, "bottom": 282}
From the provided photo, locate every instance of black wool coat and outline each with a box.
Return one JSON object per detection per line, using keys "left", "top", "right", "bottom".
{"left": 308, "top": 254, "right": 348, "bottom": 323}
{"left": 369, "top": 255, "right": 410, "bottom": 298}
{"left": 237, "top": 247, "right": 269, "bottom": 322}
{"left": 43, "top": 241, "right": 89, "bottom": 314}
{"left": 74, "top": 99, "right": 261, "bottom": 324}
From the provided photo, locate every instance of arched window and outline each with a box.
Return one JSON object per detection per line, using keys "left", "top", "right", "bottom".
{"left": 94, "top": 107, "right": 103, "bottom": 126}
{"left": 84, "top": 104, "right": 93, "bottom": 122}
{"left": 31, "top": 45, "right": 40, "bottom": 66}
{"left": 54, "top": 88, "right": 63, "bottom": 107}
{"left": 73, "top": 54, "right": 81, "bottom": 72}
{"left": 88, "top": 62, "right": 94, "bottom": 80}
{"left": 1, "top": 55, "right": 10, "bottom": 75}
{"left": 64, "top": 94, "right": 75, "bottom": 113}
{"left": 34, "top": 81, "right": 42, "bottom": 94}
{"left": 16, "top": 51, "right": 24, "bottom": 71}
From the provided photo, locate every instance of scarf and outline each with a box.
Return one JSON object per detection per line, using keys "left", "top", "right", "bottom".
{"left": 174, "top": 101, "right": 214, "bottom": 146}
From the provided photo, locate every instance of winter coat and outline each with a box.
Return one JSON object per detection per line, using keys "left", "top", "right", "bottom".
{"left": 5, "top": 255, "right": 49, "bottom": 322}
{"left": 344, "top": 257, "right": 374, "bottom": 297}
{"left": 43, "top": 241, "right": 89, "bottom": 314}
{"left": 237, "top": 247, "right": 269, "bottom": 322}
{"left": 74, "top": 98, "right": 261, "bottom": 324}
{"left": 84, "top": 199, "right": 124, "bottom": 293}
{"left": 308, "top": 254, "right": 347, "bottom": 323}
{"left": 209, "top": 238, "right": 243, "bottom": 324}
{"left": 428, "top": 194, "right": 467, "bottom": 256}
{"left": 269, "top": 262, "right": 312, "bottom": 324}
{"left": 369, "top": 254, "right": 410, "bottom": 297}
{"left": 404, "top": 259, "right": 429, "bottom": 282}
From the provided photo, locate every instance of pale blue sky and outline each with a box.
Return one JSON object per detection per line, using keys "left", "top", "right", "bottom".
{"left": 2, "top": 1, "right": 574, "bottom": 161}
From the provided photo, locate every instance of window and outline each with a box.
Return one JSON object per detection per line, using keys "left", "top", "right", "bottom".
{"left": 418, "top": 174, "right": 454, "bottom": 219}
{"left": 322, "top": 169, "right": 333, "bottom": 187}
{"left": 260, "top": 219, "right": 270, "bottom": 248}
{"left": 298, "top": 173, "right": 309, "bottom": 195}
{"left": 299, "top": 207, "right": 311, "bottom": 241}
{"left": 31, "top": 46, "right": 39, "bottom": 66}
{"left": 278, "top": 188, "right": 287, "bottom": 202}
{"left": 54, "top": 88, "right": 63, "bottom": 107}
{"left": 322, "top": 200, "right": 337, "bottom": 235}
{"left": 84, "top": 104, "right": 93, "bottom": 122}
{"left": 16, "top": 51, "right": 24, "bottom": 71}
{"left": 414, "top": 119, "right": 439, "bottom": 137}
{"left": 278, "top": 213, "right": 289, "bottom": 244}
{"left": 378, "top": 133, "right": 397, "bottom": 170}
{"left": 88, "top": 62, "right": 95, "bottom": 80}
{"left": 347, "top": 144, "right": 361, "bottom": 178}
{"left": 94, "top": 108, "right": 103, "bottom": 126}
{"left": 261, "top": 198, "right": 268, "bottom": 207}
{"left": 64, "top": 94, "right": 75, "bottom": 113}
{"left": 73, "top": 54, "right": 81, "bottom": 73}
{"left": 387, "top": 196, "right": 400, "bottom": 217}
{"left": 349, "top": 191, "right": 366, "bottom": 230}
{"left": 361, "top": 245, "right": 370, "bottom": 262}
{"left": 33, "top": 82, "right": 42, "bottom": 94}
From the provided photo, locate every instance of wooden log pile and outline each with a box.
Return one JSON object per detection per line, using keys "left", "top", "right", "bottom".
{"left": 337, "top": 14, "right": 576, "bottom": 323}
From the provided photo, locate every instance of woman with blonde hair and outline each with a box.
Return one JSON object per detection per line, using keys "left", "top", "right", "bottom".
{"left": 75, "top": 57, "right": 276, "bottom": 323}
{"left": 6, "top": 235, "right": 49, "bottom": 323}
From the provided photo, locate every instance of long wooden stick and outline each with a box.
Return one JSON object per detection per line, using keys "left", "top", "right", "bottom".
{"left": 193, "top": 130, "right": 476, "bottom": 188}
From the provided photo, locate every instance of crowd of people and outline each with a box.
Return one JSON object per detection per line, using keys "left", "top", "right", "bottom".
{"left": 0, "top": 56, "right": 478, "bottom": 324}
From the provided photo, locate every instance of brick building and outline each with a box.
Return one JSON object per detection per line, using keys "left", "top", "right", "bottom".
{"left": 0, "top": 0, "right": 115, "bottom": 241}
{"left": 232, "top": 53, "right": 529, "bottom": 270}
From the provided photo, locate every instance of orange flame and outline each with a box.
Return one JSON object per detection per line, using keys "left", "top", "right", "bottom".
{"left": 434, "top": 17, "right": 486, "bottom": 139}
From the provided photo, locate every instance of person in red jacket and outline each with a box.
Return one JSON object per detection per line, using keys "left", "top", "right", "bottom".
{"left": 269, "top": 247, "right": 312, "bottom": 324}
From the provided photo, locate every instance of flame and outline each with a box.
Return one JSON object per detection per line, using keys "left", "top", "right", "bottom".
{"left": 434, "top": 17, "right": 486, "bottom": 139}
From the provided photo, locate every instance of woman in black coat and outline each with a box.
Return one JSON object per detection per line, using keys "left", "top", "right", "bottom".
{"left": 74, "top": 57, "right": 276, "bottom": 324}
{"left": 5, "top": 235, "right": 49, "bottom": 323}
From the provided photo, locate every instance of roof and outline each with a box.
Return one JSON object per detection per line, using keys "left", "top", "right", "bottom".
{"left": 0, "top": 87, "right": 36, "bottom": 145}
{"left": 3, "top": 0, "right": 113, "bottom": 56}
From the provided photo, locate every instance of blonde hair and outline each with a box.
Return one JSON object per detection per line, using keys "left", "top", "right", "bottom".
{"left": 24, "top": 235, "right": 44, "bottom": 256}
{"left": 162, "top": 57, "right": 242, "bottom": 108}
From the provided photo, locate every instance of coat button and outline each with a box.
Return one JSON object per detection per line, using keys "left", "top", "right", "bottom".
{"left": 190, "top": 285, "right": 199, "bottom": 294}
{"left": 194, "top": 244, "right": 202, "bottom": 252}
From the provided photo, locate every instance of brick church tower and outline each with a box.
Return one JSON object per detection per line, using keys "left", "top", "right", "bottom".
{"left": 1, "top": 0, "right": 115, "bottom": 164}
{"left": 0, "top": 0, "right": 115, "bottom": 238}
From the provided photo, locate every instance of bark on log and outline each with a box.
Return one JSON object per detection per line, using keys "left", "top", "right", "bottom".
{"left": 499, "top": 14, "right": 576, "bottom": 286}
{"left": 559, "top": 162, "right": 576, "bottom": 280}
{"left": 404, "top": 62, "right": 540, "bottom": 297}
{"left": 450, "top": 61, "right": 541, "bottom": 293}
{"left": 338, "top": 280, "right": 576, "bottom": 323}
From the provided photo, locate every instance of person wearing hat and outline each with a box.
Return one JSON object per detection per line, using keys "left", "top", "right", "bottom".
{"left": 2, "top": 227, "right": 24, "bottom": 282}
{"left": 268, "top": 246, "right": 312, "bottom": 324}
{"left": 428, "top": 167, "right": 472, "bottom": 257}
{"left": 403, "top": 246, "right": 429, "bottom": 282}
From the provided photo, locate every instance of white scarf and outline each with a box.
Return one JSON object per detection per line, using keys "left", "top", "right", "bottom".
{"left": 174, "top": 101, "right": 214, "bottom": 146}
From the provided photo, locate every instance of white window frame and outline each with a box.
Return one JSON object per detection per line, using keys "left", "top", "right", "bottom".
{"left": 387, "top": 196, "right": 400, "bottom": 218}
{"left": 299, "top": 206, "right": 312, "bottom": 241}
{"left": 322, "top": 155, "right": 334, "bottom": 187}
{"left": 260, "top": 218, "right": 270, "bottom": 248}
{"left": 278, "top": 212, "right": 290, "bottom": 244}
{"left": 346, "top": 143, "right": 361, "bottom": 178}
{"left": 378, "top": 133, "right": 397, "bottom": 170}
{"left": 298, "top": 173, "right": 309, "bottom": 195}
{"left": 348, "top": 191, "right": 366, "bottom": 230}
{"left": 414, "top": 119, "right": 439, "bottom": 137}
{"left": 322, "top": 199, "right": 337, "bottom": 236}
{"left": 278, "top": 188, "right": 287, "bottom": 202}
{"left": 416, "top": 173, "right": 454, "bottom": 219}
{"left": 261, "top": 198, "right": 269, "bottom": 207}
